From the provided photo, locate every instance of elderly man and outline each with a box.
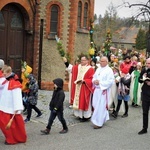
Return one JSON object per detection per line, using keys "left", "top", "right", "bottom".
{"left": 71, "top": 55, "right": 95, "bottom": 122}
{"left": 138, "top": 58, "right": 150, "bottom": 135}
{"left": 91, "top": 56, "right": 114, "bottom": 129}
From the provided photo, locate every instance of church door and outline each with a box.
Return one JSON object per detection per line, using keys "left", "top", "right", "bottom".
{"left": 0, "top": 4, "right": 25, "bottom": 76}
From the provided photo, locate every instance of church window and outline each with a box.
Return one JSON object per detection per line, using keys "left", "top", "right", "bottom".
{"left": 83, "top": 2, "right": 88, "bottom": 28}
{"left": 77, "top": 1, "right": 82, "bottom": 28}
{"left": 49, "top": 5, "right": 59, "bottom": 38}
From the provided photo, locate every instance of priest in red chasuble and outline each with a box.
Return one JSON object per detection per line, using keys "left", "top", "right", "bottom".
{"left": 71, "top": 55, "right": 95, "bottom": 122}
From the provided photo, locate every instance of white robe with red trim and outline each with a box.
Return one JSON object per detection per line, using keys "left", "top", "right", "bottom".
{"left": 0, "top": 77, "right": 27, "bottom": 144}
{"left": 0, "top": 81, "right": 23, "bottom": 114}
{"left": 91, "top": 65, "right": 114, "bottom": 127}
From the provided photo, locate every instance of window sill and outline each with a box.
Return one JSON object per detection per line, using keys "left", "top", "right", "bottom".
{"left": 76, "top": 28, "right": 89, "bottom": 34}
{"left": 47, "top": 35, "right": 56, "bottom": 40}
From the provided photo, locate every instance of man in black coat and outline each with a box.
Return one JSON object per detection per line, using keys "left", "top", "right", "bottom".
{"left": 138, "top": 58, "right": 150, "bottom": 135}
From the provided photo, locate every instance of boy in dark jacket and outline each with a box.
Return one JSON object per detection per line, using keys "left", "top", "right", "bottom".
{"left": 24, "top": 74, "right": 42, "bottom": 122}
{"left": 41, "top": 78, "right": 68, "bottom": 134}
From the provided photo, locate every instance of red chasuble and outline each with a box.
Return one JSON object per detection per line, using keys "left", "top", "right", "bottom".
{"left": 71, "top": 65, "right": 95, "bottom": 111}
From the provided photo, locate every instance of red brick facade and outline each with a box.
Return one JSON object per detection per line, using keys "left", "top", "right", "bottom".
{"left": 0, "top": 0, "right": 95, "bottom": 91}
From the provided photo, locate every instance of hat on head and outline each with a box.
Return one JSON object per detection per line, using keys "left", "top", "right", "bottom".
{"left": 0, "top": 59, "right": 4, "bottom": 69}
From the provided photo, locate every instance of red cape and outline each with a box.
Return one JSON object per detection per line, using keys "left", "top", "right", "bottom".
{"left": 2, "top": 74, "right": 22, "bottom": 90}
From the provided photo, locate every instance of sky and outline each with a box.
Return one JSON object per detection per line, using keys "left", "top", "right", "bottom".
{"left": 94, "top": 0, "right": 147, "bottom": 18}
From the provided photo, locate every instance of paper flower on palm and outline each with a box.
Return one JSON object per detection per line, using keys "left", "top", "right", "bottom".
{"left": 89, "top": 47, "right": 95, "bottom": 56}
{"left": 55, "top": 35, "right": 60, "bottom": 43}
{"left": 55, "top": 35, "right": 66, "bottom": 57}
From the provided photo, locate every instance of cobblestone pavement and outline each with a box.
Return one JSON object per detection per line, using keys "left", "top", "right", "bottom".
{"left": 23, "top": 90, "right": 79, "bottom": 128}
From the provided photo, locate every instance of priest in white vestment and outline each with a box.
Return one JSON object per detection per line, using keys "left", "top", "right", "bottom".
{"left": 91, "top": 56, "right": 115, "bottom": 129}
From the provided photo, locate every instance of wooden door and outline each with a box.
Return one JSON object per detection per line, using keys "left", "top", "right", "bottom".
{"left": 0, "top": 4, "right": 25, "bottom": 76}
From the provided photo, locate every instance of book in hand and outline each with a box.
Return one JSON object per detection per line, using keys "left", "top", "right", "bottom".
{"left": 76, "top": 80, "right": 82, "bottom": 84}
{"left": 142, "top": 76, "right": 150, "bottom": 81}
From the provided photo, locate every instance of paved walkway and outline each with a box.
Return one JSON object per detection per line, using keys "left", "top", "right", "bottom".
{"left": 1, "top": 90, "right": 150, "bottom": 150}
{"left": 23, "top": 90, "right": 79, "bottom": 127}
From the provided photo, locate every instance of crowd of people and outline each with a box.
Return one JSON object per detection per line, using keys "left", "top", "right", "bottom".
{"left": 0, "top": 48, "right": 149, "bottom": 145}
{"left": 63, "top": 49, "right": 149, "bottom": 135}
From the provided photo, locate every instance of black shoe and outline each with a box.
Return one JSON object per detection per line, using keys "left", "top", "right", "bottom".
{"left": 93, "top": 125, "right": 102, "bottom": 129}
{"left": 134, "top": 104, "right": 139, "bottom": 108}
{"left": 132, "top": 102, "right": 135, "bottom": 106}
{"left": 138, "top": 129, "right": 147, "bottom": 135}
{"left": 40, "top": 129, "right": 50, "bottom": 134}
{"left": 111, "top": 111, "right": 118, "bottom": 118}
{"left": 79, "top": 118, "right": 86, "bottom": 122}
{"left": 111, "top": 110, "right": 115, "bottom": 115}
{"left": 4, "top": 141, "right": 12, "bottom": 145}
{"left": 36, "top": 113, "right": 42, "bottom": 117}
{"left": 59, "top": 129, "right": 68, "bottom": 134}
{"left": 24, "top": 118, "right": 30, "bottom": 123}
{"left": 79, "top": 118, "right": 90, "bottom": 122}
{"left": 122, "top": 114, "right": 128, "bottom": 118}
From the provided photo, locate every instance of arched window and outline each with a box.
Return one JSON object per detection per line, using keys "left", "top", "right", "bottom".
{"left": 83, "top": 2, "right": 88, "bottom": 28}
{"left": 49, "top": 5, "right": 59, "bottom": 38}
{"left": 77, "top": 1, "right": 82, "bottom": 28}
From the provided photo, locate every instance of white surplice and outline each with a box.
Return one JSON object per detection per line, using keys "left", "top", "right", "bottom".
{"left": 91, "top": 65, "right": 114, "bottom": 127}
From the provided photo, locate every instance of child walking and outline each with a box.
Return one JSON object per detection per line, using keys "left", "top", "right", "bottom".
{"left": 24, "top": 74, "right": 42, "bottom": 122}
{"left": 41, "top": 78, "right": 68, "bottom": 134}
{"left": 112, "top": 69, "right": 131, "bottom": 118}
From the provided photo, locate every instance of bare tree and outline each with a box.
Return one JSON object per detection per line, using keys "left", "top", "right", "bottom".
{"left": 124, "top": 0, "right": 150, "bottom": 56}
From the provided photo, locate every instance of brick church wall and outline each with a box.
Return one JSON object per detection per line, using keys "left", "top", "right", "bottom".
{"left": 0, "top": 0, "right": 95, "bottom": 91}
{"left": 39, "top": 0, "right": 94, "bottom": 91}
{"left": 39, "top": 0, "right": 71, "bottom": 90}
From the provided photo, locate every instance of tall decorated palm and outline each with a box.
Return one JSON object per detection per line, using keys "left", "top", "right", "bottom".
{"left": 88, "top": 20, "right": 97, "bottom": 58}
{"left": 103, "top": 29, "right": 112, "bottom": 59}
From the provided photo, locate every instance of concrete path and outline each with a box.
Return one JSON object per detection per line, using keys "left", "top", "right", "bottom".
{"left": 0, "top": 90, "right": 150, "bottom": 150}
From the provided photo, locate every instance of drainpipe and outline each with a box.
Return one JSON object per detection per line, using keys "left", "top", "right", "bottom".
{"left": 38, "top": 19, "right": 44, "bottom": 89}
